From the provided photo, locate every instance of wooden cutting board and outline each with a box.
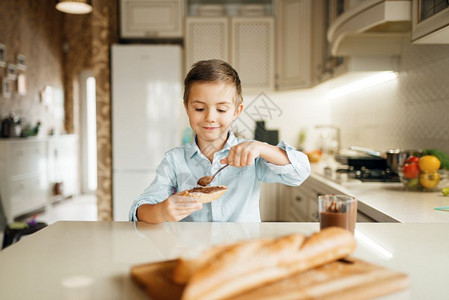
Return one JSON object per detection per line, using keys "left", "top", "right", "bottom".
{"left": 130, "top": 257, "right": 409, "bottom": 300}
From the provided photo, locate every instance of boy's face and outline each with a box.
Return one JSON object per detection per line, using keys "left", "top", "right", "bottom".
{"left": 185, "top": 82, "right": 243, "bottom": 146}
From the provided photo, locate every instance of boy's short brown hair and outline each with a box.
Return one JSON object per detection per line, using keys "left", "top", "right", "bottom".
{"left": 183, "top": 59, "right": 243, "bottom": 107}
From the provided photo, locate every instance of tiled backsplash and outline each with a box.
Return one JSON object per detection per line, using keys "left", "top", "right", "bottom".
{"left": 332, "top": 40, "right": 449, "bottom": 154}
{"left": 253, "top": 39, "right": 449, "bottom": 155}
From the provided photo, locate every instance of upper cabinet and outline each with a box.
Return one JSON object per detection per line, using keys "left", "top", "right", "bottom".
{"left": 305, "top": 0, "right": 350, "bottom": 86}
{"left": 120, "top": 0, "right": 184, "bottom": 38}
{"left": 411, "top": 0, "right": 449, "bottom": 44}
{"left": 307, "top": 0, "right": 403, "bottom": 88}
{"left": 185, "top": 17, "right": 229, "bottom": 70}
{"left": 231, "top": 17, "right": 275, "bottom": 91}
{"left": 185, "top": 2, "right": 274, "bottom": 92}
{"left": 275, "top": 0, "right": 312, "bottom": 89}
{"left": 119, "top": 0, "right": 424, "bottom": 90}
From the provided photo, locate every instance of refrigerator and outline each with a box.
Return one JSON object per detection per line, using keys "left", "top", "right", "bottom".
{"left": 112, "top": 44, "right": 184, "bottom": 221}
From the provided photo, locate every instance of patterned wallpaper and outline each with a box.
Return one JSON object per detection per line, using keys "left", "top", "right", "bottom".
{"left": 91, "top": 0, "right": 118, "bottom": 221}
{"left": 0, "top": 0, "right": 64, "bottom": 135}
{"left": 62, "top": 13, "right": 93, "bottom": 134}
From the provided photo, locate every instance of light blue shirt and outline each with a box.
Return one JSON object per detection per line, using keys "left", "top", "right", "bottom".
{"left": 129, "top": 132, "right": 311, "bottom": 222}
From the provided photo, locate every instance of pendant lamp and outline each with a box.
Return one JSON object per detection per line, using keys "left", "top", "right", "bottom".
{"left": 55, "top": 0, "right": 92, "bottom": 14}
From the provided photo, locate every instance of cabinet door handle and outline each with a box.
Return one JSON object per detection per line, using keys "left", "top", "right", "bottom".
{"left": 295, "top": 196, "right": 302, "bottom": 202}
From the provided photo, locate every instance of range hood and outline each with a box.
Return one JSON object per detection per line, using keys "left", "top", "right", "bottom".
{"left": 328, "top": 0, "right": 412, "bottom": 56}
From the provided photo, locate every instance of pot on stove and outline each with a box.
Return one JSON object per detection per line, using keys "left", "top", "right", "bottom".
{"left": 348, "top": 146, "right": 408, "bottom": 175}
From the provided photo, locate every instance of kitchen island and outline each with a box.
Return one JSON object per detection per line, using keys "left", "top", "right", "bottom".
{"left": 0, "top": 221, "right": 447, "bottom": 299}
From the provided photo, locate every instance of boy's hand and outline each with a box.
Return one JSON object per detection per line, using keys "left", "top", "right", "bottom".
{"left": 221, "top": 141, "right": 263, "bottom": 167}
{"left": 160, "top": 193, "right": 203, "bottom": 222}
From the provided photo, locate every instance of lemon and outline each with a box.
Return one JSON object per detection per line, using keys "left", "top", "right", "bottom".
{"left": 418, "top": 155, "right": 441, "bottom": 172}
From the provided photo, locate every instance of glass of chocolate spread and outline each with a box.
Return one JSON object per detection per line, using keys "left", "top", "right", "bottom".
{"left": 318, "top": 195, "right": 357, "bottom": 234}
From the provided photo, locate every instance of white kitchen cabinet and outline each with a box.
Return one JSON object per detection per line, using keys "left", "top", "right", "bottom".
{"left": 301, "top": 177, "right": 342, "bottom": 222}
{"left": 304, "top": 0, "right": 346, "bottom": 86}
{"left": 311, "top": 0, "right": 328, "bottom": 86}
{"left": 281, "top": 177, "right": 335, "bottom": 222}
{"left": 0, "top": 139, "right": 48, "bottom": 223}
{"left": 321, "top": 0, "right": 348, "bottom": 83}
{"left": 259, "top": 182, "right": 279, "bottom": 221}
{"left": 0, "top": 136, "right": 80, "bottom": 223}
{"left": 231, "top": 17, "right": 275, "bottom": 91}
{"left": 275, "top": 0, "right": 348, "bottom": 88}
{"left": 120, "top": 0, "right": 184, "bottom": 38}
{"left": 46, "top": 135, "right": 79, "bottom": 199}
{"left": 286, "top": 185, "right": 310, "bottom": 222}
{"left": 280, "top": 176, "right": 377, "bottom": 222}
{"left": 276, "top": 183, "right": 289, "bottom": 221}
{"left": 412, "top": 0, "right": 449, "bottom": 44}
{"left": 185, "top": 16, "right": 274, "bottom": 91}
{"left": 185, "top": 17, "right": 229, "bottom": 72}
{"left": 276, "top": 184, "right": 310, "bottom": 222}
{"left": 275, "top": 0, "right": 312, "bottom": 89}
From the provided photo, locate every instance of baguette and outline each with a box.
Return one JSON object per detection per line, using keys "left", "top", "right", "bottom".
{"left": 180, "top": 185, "right": 228, "bottom": 203}
{"left": 172, "top": 243, "right": 235, "bottom": 284}
{"left": 179, "top": 227, "right": 356, "bottom": 300}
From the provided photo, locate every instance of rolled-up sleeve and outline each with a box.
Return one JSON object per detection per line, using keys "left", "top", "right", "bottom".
{"left": 257, "top": 141, "right": 311, "bottom": 186}
{"left": 128, "top": 157, "right": 176, "bottom": 221}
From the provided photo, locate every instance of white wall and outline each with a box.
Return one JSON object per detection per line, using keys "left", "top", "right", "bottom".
{"left": 331, "top": 40, "right": 449, "bottom": 153}
{"left": 246, "top": 39, "right": 449, "bottom": 155}
{"left": 236, "top": 40, "right": 449, "bottom": 156}
{"left": 239, "top": 89, "right": 332, "bottom": 151}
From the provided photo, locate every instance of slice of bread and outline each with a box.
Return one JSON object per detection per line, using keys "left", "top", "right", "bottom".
{"left": 180, "top": 185, "right": 228, "bottom": 203}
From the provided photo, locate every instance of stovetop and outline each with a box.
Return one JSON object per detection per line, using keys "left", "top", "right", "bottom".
{"left": 337, "top": 167, "right": 401, "bottom": 183}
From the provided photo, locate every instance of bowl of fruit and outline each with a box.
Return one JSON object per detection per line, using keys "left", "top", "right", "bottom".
{"left": 399, "top": 149, "right": 449, "bottom": 192}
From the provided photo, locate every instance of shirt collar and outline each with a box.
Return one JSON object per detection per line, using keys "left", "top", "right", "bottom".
{"left": 222, "top": 131, "right": 238, "bottom": 152}
{"left": 186, "top": 131, "right": 239, "bottom": 159}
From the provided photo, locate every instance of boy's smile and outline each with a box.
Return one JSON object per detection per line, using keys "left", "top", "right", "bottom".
{"left": 185, "top": 82, "right": 243, "bottom": 155}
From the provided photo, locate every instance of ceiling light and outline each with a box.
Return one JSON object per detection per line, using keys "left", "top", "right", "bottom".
{"left": 56, "top": 0, "right": 92, "bottom": 14}
{"left": 327, "top": 71, "right": 398, "bottom": 100}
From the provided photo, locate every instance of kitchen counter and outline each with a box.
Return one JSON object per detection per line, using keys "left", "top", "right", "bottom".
{"left": 309, "top": 161, "right": 449, "bottom": 223}
{"left": 0, "top": 221, "right": 448, "bottom": 299}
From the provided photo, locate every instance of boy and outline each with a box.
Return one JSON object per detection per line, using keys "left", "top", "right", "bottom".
{"left": 129, "top": 59, "right": 311, "bottom": 223}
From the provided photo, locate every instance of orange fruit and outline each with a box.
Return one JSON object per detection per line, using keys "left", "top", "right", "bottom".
{"left": 305, "top": 150, "right": 322, "bottom": 163}
{"left": 418, "top": 155, "right": 441, "bottom": 172}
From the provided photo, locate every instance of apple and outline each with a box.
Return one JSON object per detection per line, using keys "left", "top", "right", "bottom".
{"left": 403, "top": 162, "right": 419, "bottom": 179}
{"left": 419, "top": 171, "right": 440, "bottom": 189}
{"left": 405, "top": 155, "right": 419, "bottom": 164}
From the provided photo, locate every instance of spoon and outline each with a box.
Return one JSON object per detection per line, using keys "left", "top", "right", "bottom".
{"left": 434, "top": 206, "right": 449, "bottom": 211}
{"left": 197, "top": 164, "right": 229, "bottom": 186}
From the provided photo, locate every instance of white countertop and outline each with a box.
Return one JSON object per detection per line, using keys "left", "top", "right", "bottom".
{"left": 309, "top": 161, "right": 449, "bottom": 223}
{"left": 0, "top": 221, "right": 448, "bottom": 299}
